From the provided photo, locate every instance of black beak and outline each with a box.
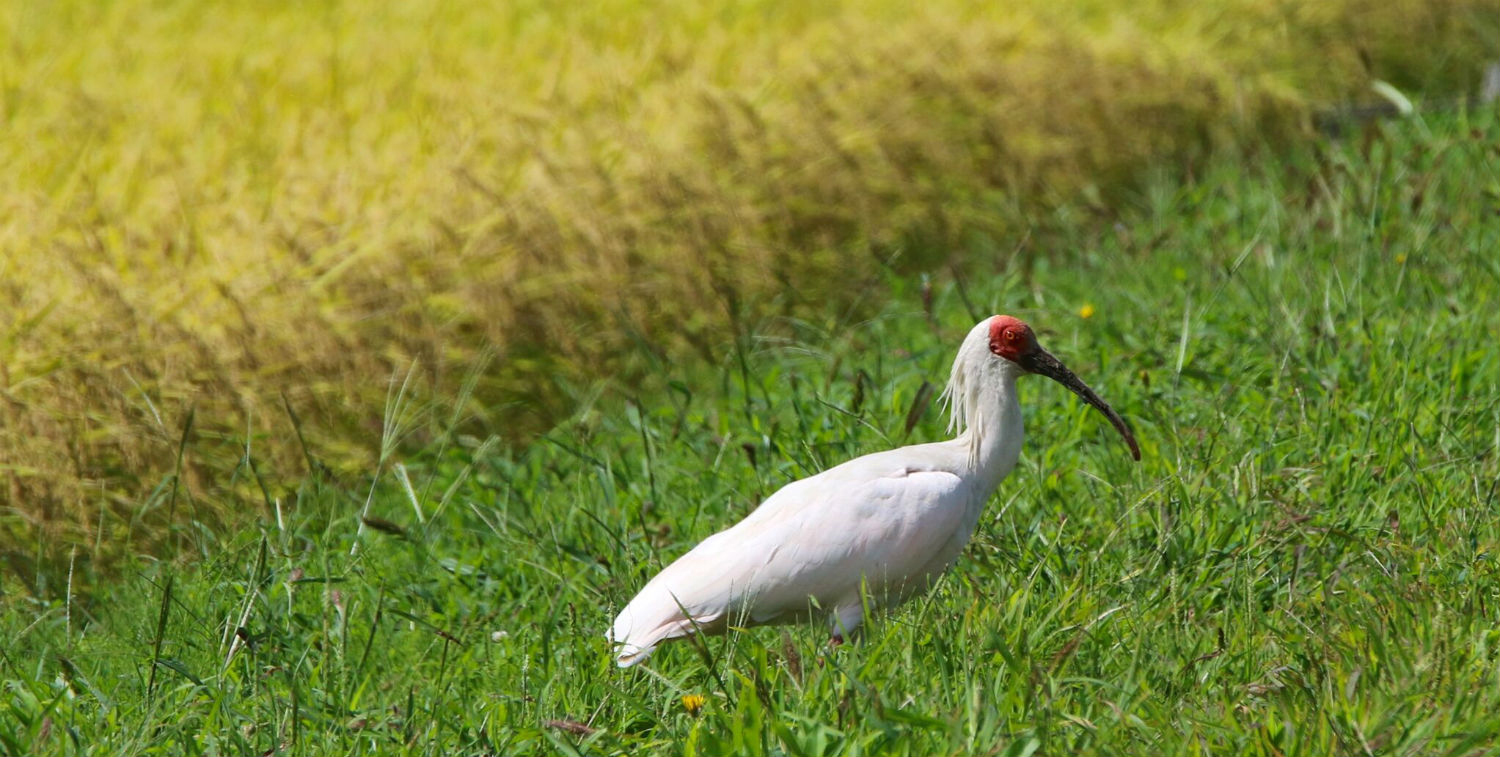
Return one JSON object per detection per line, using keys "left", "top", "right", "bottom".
{"left": 1019, "top": 348, "right": 1141, "bottom": 461}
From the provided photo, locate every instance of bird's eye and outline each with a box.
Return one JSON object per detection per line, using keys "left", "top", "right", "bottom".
{"left": 1005, "top": 328, "right": 1022, "bottom": 343}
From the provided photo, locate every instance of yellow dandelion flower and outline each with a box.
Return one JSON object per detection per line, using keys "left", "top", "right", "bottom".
{"left": 682, "top": 694, "right": 706, "bottom": 716}
{"left": 1079, "top": 304, "right": 1096, "bottom": 319}
{"left": 1395, "top": 254, "right": 1408, "bottom": 264}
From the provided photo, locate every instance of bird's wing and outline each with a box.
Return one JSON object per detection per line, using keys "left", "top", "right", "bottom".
{"left": 736, "top": 464, "right": 969, "bottom": 621}
{"left": 609, "top": 457, "right": 970, "bottom": 664}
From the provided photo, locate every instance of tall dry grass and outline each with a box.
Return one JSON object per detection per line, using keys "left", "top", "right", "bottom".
{"left": 1, "top": 0, "right": 1496, "bottom": 558}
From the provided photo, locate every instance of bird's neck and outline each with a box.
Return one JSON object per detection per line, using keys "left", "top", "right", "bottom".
{"left": 954, "top": 373, "right": 1025, "bottom": 492}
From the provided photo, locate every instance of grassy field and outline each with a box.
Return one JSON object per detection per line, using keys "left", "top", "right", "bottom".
{"left": 3, "top": 0, "right": 1498, "bottom": 553}
{"left": 4, "top": 108, "right": 1499, "bottom": 754}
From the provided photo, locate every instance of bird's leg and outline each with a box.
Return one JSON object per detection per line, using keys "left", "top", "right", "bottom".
{"left": 828, "top": 603, "right": 864, "bottom": 649}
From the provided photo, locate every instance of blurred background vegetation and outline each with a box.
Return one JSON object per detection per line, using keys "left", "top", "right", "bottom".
{"left": 2, "top": 0, "right": 1497, "bottom": 561}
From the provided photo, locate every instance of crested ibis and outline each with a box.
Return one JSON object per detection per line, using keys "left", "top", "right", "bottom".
{"left": 607, "top": 315, "right": 1139, "bottom": 667}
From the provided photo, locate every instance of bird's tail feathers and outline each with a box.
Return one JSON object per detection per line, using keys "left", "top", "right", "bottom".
{"left": 608, "top": 616, "right": 696, "bottom": 667}
{"left": 608, "top": 599, "right": 726, "bottom": 668}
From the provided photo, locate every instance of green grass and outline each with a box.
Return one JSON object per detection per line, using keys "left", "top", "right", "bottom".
{"left": 5, "top": 108, "right": 1500, "bottom": 754}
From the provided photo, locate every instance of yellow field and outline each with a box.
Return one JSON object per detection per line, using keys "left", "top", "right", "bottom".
{"left": 2, "top": 0, "right": 1495, "bottom": 550}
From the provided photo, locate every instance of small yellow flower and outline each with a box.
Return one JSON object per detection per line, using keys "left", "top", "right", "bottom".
{"left": 681, "top": 694, "right": 706, "bottom": 716}
{"left": 1395, "top": 254, "right": 1408, "bottom": 264}
{"left": 1078, "top": 304, "right": 1096, "bottom": 319}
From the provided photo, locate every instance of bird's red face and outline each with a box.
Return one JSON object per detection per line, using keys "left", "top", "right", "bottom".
{"left": 985, "top": 314, "right": 1141, "bottom": 461}
{"left": 987, "top": 315, "right": 1037, "bottom": 362}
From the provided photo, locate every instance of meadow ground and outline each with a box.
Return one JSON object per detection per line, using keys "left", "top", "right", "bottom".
{"left": 3, "top": 108, "right": 1499, "bottom": 754}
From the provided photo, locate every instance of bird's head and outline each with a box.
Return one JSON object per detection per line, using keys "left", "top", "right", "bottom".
{"left": 987, "top": 315, "right": 1141, "bottom": 461}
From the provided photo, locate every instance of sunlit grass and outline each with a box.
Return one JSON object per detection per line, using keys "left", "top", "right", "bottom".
{"left": 3, "top": 107, "right": 1498, "bottom": 754}
{"left": 2, "top": 0, "right": 1497, "bottom": 559}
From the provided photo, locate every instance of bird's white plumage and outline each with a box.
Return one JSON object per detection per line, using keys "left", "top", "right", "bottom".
{"left": 608, "top": 318, "right": 1027, "bottom": 666}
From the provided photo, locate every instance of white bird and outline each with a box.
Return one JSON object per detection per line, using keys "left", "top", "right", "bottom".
{"left": 607, "top": 315, "right": 1139, "bottom": 667}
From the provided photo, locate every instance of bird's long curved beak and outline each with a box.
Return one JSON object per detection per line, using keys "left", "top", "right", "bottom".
{"left": 1020, "top": 348, "right": 1141, "bottom": 461}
